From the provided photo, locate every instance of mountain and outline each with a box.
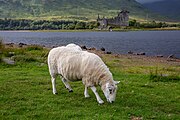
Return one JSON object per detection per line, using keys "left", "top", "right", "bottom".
{"left": 136, "top": 0, "right": 165, "bottom": 4}
{"left": 143, "top": 0, "right": 180, "bottom": 21}
{"left": 0, "top": 0, "right": 164, "bottom": 21}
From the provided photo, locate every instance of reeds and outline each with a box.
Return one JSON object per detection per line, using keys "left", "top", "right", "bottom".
{"left": 149, "top": 68, "right": 180, "bottom": 82}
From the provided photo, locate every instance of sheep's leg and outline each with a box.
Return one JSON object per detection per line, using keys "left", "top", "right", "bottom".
{"left": 90, "top": 86, "right": 104, "bottom": 104}
{"left": 61, "top": 78, "right": 73, "bottom": 92}
{"left": 51, "top": 76, "right": 57, "bottom": 94}
{"left": 84, "top": 86, "right": 90, "bottom": 98}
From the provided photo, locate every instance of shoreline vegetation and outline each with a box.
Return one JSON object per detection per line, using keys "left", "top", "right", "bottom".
{"left": 2, "top": 42, "right": 180, "bottom": 59}
{"left": 0, "top": 18, "right": 180, "bottom": 31}
{"left": 1, "top": 42, "right": 180, "bottom": 69}
{"left": 0, "top": 42, "right": 180, "bottom": 119}
{"left": 1, "top": 26, "right": 180, "bottom": 33}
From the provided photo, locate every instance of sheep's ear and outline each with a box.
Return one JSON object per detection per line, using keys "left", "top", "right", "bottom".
{"left": 114, "top": 81, "right": 120, "bottom": 85}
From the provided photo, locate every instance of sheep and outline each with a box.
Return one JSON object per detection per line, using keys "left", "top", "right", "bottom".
{"left": 66, "top": 43, "right": 82, "bottom": 51}
{"left": 47, "top": 44, "right": 120, "bottom": 104}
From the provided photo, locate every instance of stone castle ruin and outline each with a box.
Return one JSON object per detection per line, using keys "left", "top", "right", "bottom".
{"left": 97, "top": 10, "right": 129, "bottom": 29}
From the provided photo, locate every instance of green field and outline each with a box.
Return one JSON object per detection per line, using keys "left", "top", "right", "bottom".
{"left": 0, "top": 45, "right": 180, "bottom": 120}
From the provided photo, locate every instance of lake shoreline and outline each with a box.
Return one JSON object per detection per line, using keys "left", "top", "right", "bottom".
{"left": 0, "top": 27, "right": 180, "bottom": 32}
{"left": 4, "top": 43, "right": 180, "bottom": 62}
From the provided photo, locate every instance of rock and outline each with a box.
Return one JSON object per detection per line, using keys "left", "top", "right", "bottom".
{"left": 19, "top": 43, "right": 27, "bottom": 47}
{"left": 81, "top": 45, "right": 87, "bottom": 50}
{"left": 133, "top": 53, "right": 138, "bottom": 55}
{"left": 106, "top": 51, "right": 112, "bottom": 54}
{"left": 100, "top": 47, "right": 105, "bottom": 51}
{"left": 168, "top": 54, "right": 176, "bottom": 59}
{"left": 2, "top": 58, "right": 15, "bottom": 65}
{"left": 19, "top": 43, "right": 27, "bottom": 46}
{"left": 6, "top": 43, "right": 14, "bottom": 47}
{"left": 156, "top": 55, "right": 163, "bottom": 58}
{"left": 130, "top": 52, "right": 146, "bottom": 55}
{"left": 88, "top": 47, "right": 96, "bottom": 50}
{"left": 137, "top": 52, "right": 145, "bottom": 55}
{"left": 128, "top": 51, "right": 133, "bottom": 54}
{"left": 140, "top": 52, "right": 146, "bottom": 55}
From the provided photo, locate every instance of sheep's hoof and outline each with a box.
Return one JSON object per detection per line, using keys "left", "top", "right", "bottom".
{"left": 85, "top": 94, "right": 90, "bottom": 98}
{"left": 69, "top": 90, "right": 73, "bottom": 92}
{"left": 98, "top": 100, "right": 104, "bottom": 104}
{"left": 53, "top": 92, "right": 58, "bottom": 95}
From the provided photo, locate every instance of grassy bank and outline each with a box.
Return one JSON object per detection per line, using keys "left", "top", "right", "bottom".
{"left": 0, "top": 44, "right": 180, "bottom": 120}
{"left": 4, "top": 26, "right": 180, "bottom": 32}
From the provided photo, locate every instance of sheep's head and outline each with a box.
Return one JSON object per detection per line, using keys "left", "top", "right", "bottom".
{"left": 101, "top": 81, "right": 120, "bottom": 103}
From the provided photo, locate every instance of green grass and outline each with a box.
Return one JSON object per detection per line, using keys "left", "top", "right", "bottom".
{"left": 0, "top": 45, "right": 180, "bottom": 120}
{"left": 149, "top": 68, "right": 180, "bottom": 82}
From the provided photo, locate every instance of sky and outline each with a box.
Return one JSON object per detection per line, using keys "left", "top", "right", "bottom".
{"left": 136, "top": 0, "right": 165, "bottom": 3}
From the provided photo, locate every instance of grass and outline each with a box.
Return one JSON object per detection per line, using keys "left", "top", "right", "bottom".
{"left": 0, "top": 39, "right": 4, "bottom": 62}
{"left": 0, "top": 45, "right": 180, "bottom": 120}
{"left": 149, "top": 68, "right": 180, "bottom": 82}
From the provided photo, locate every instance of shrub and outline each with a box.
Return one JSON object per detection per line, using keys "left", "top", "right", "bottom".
{"left": 25, "top": 45, "right": 43, "bottom": 51}
{"left": 75, "top": 22, "right": 86, "bottom": 29}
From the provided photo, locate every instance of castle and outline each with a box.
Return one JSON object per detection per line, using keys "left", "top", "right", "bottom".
{"left": 97, "top": 10, "right": 129, "bottom": 29}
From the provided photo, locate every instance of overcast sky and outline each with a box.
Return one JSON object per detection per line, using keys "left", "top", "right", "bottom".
{"left": 136, "top": 0, "right": 165, "bottom": 3}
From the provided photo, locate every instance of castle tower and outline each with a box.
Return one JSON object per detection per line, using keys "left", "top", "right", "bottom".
{"left": 97, "top": 9, "right": 129, "bottom": 29}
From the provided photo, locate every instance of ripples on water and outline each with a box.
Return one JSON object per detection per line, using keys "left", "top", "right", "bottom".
{"left": 0, "top": 31, "right": 180, "bottom": 58}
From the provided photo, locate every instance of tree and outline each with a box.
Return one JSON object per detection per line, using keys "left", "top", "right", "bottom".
{"left": 129, "top": 19, "right": 137, "bottom": 27}
{"left": 68, "top": 23, "right": 76, "bottom": 30}
{"left": 75, "top": 22, "right": 86, "bottom": 29}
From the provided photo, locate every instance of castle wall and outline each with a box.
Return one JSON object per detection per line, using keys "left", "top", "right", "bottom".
{"left": 97, "top": 10, "right": 129, "bottom": 28}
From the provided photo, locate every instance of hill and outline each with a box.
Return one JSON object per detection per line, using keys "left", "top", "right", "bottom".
{"left": 143, "top": 0, "right": 180, "bottom": 21}
{"left": 0, "top": 0, "right": 164, "bottom": 21}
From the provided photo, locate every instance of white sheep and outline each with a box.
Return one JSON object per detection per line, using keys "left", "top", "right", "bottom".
{"left": 48, "top": 44, "right": 120, "bottom": 104}
{"left": 66, "top": 43, "right": 82, "bottom": 51}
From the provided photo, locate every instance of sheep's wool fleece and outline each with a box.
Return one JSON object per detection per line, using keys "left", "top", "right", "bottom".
{"left": 48, "top": 46, "right": 113, "bottom": 87}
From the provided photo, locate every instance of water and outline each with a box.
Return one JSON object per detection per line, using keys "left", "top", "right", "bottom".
{"left": 0, "top": 31, "right": 180, "bottom": 58}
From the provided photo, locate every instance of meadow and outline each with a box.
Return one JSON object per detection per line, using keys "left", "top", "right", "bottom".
{"left": 0, "top": 44, "right": 179, "bottom": 120}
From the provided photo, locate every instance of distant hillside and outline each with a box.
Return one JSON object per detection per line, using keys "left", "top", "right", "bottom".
{"left": 143, "top": 0, "right": 180, "bottom": 21}
{"left": 0, "top": 0, "right": 164, "bottom": 21}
